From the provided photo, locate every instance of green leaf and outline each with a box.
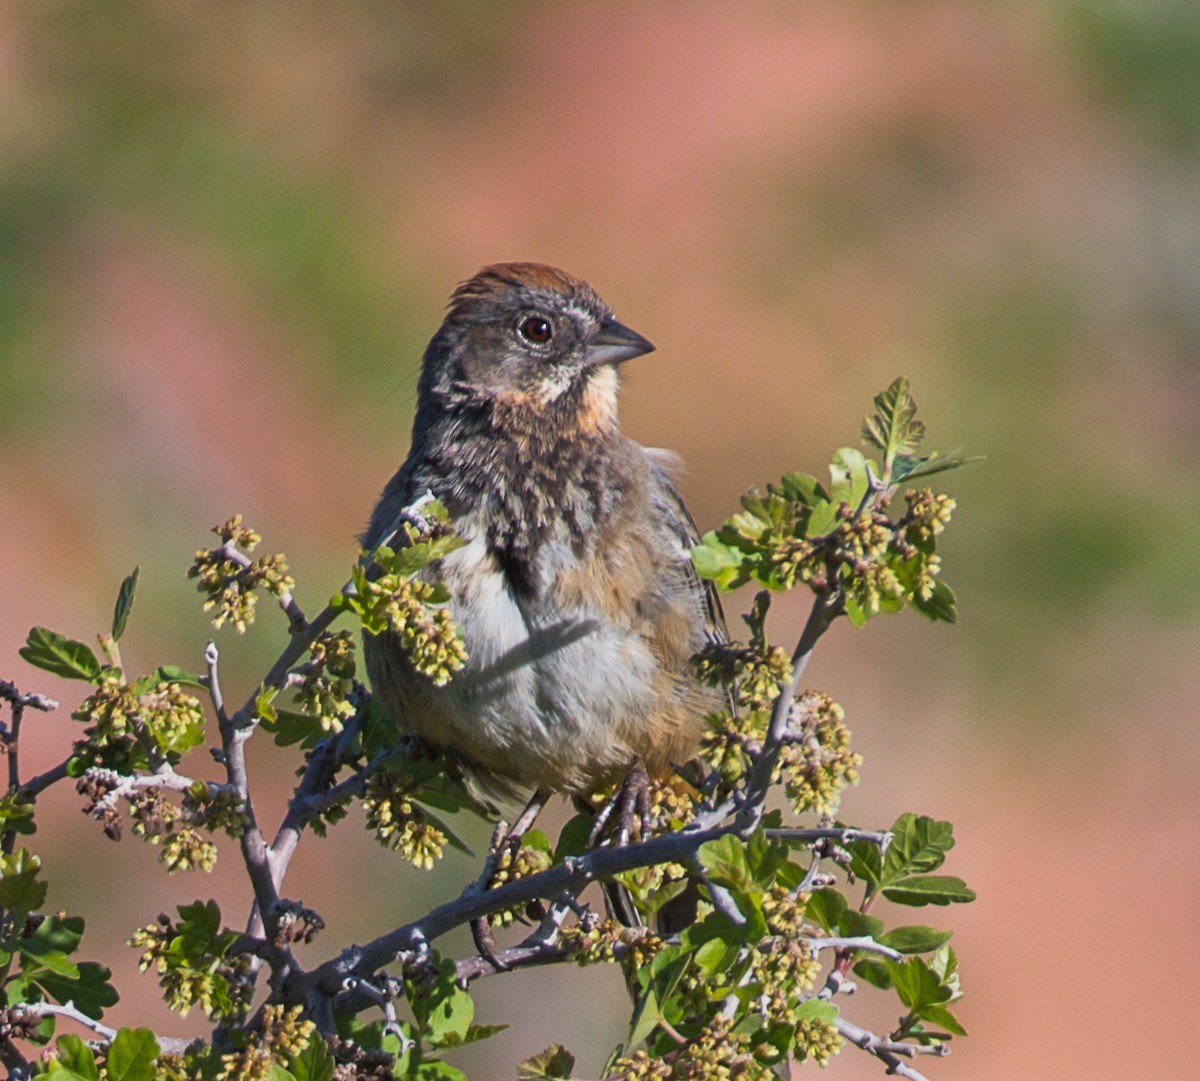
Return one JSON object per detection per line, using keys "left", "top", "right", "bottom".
{"left": 0, "top": 847, "right": 47, "bottom": 913}
{"left": 412, "top": 1063, "right": 467, "bottom": 1080}
{"left": 17, "top": 939, "right": 80, "bottom": 979}
{"left": 33, "top": 961, "right": 118, "bottom": 1019}
{"left": 877, "top": 926, "right": 954, "bottom": 954}
{"left": 804, "top": 496, "right": 839, "bottom": 539}
{"left": 861, "top": 377, "right": 925, "bottom": 468}
{"left": 151, "top": 665, "right": 207, "bottom": 689}
{"left": 287, "top": 1033, "right": 336, "bottom": 1081}
{"left": 111, "top": 567, "right": 140, "bottom": 641}
{"left": 260, "top": 709, "right": 326, "bottom": 749}
{"left": 919, "top": 1003, "right": 968, "bottom": 1036}
{"left": 517, "top": 1044, "right": 576, "bottom": 1079}
{"left": 847, "top": 837, "right": 883, "bottom": 891}
{"left": 883, "top": 875, "right": 976, "bottom": 907}
{"left": 691, "top": 533, "right": 746, "bottom": 589}
{"left": 793, "top": 998, "right": 839, "bottom": 1023}
{"left": 843, "top": 591, "right": 869, "bottom": 627}
{"left": 553, "top": 813, "right": 593, "bottom": 861}
{"left": 887, "top": 956, "right": 952, "bottom": 1011}
{"left": 882, "top": 814, "right": 954, "bottom": 884}
{"left": 28, "top": 915, "right": 85, "bottom": 955}
{"left": 912, "top": 579, "right": 958, "bottom": 623}
{"left": 0, "top": 791, "right": 37, "bottom": 837}
{"left": 804, "top": 889, "right": 848, "bottom": 934}
{"left": 892, "top": 450, "right": 983, "bottom": 483}
{"left": 407, "top": 959, "right": 474, "bottom": 1047}
{"left": 46, "top": 1034, "right": 100, "bottom": 1079}
{"left": 838, "top": 909, "right": 884, "bottom": 941}
{"left": 778, "top": 472, "right": 827, "bottom": 507}
{"left": 105, "top": 1028, "right": 160, "bottom": 1081}
{"left": 626, "top": 980, "right": 664, "bottom": 1051}
{"left": 696, "top": 834, "right": 752, "bottom": 893}
{"left": 434, "top": 1023, "right": 508, "bottom": 1049}
{"left": 929, "top": 944, "right": 962, "bottom": 998}
{"left": 852, "top": 957, "right": 892, "bottom": 990}
{"left": 828, "top": 447, "right": 871, "bottom": 509}
{"left": 19, "top": 627, "right": 101, "bottom": 682}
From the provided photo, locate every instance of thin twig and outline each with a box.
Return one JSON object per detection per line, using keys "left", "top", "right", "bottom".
{"left": 1, "top": 680, "right": 59, "bottom": 797}
{"left": 805, "top": 935, "right": 902, "bottom": 960}
{"left": 833, "top": 1014, "right": 949, "bottom": 1080}
{"left": 13, "top": 1001, "right": 117, "bottom": 1041}
{"left": 17, "top": 760, "right": 72, "bottom": 801}
{"left": 734, "top": 593, "right": 840, "bottom": 832}
{"left": 767, "top": 827, "right": 890, "bottom": 847}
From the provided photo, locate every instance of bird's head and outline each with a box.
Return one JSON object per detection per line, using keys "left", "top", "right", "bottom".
{"left": 422, "top": 263, "right": 654, "bottom": 430}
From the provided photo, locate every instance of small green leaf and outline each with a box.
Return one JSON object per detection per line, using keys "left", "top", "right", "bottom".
{"left": 805, "top": 889, "right": 849, "bottom": 933}
{"left": 912, "top": 579, "right": 958, "bottom": 623}
{"left": 287, "top": 1033, "right": 336, "bottom": 1081}
{"left": 0, "top": 791, "right": 36, "bottom": 837}
{"left": 517, "top": 1044, "right": 576, "bottom": 1079}
{"left": 435, "top": 1023, "right": 508, "bottom": 1049}
{"left": 553, "top": 813, "right": 593, "bottom": 861}
{"left": 892, "top": 450, "right": 983, "bottom": 483}
{"left": 697, "top": 834, "right": 753, "bottom": 892}
{"left": 46, "top": 1034, "right": 101, "bottom": 1079}
{"left": 28, "top": 915, "right": 84, "bottom": 955}
{"left": 861, "top": 376, "right": 925, "bottom": 469}
{"left": 778, "top": 472, "right": 828, "bottom": 507}
{"left": 151, "top": 665, "right": 206, "bottom": 689}
{"left": 837, "top": 909, "right": 884, "bottom": 941}
{"left": 804, "top": 497, "right": 839, "bottom": 539}
{"left": 0, "top": 847, "right": 47, "bottom": 913}
{"left": 17, "top": 939, "right": 80, "bottom": 979}
{"left": 828, "top": 447, "right": 871, "bottom": 509}
{"left": 793, "top": 998, "right": 838, "bottom": 1022}
{"left": 105, "top": 1027, "right": 160, "bottom": 1081}
{"left": 691, "top": 534, "right": 745, "bottom": 589}
{"left": 883, "top": 875, "right": 976, "bottom": 907}
{"left": 843, "top": 592, "right": 869, "bottom": 627}
{"left": 19, "top": 628, "right": 101, "bottom": 682}
{"left": 918, "top": 1003, "right": 968, "bottom": 1036}
{"left": 852, "top": 957, "right": 892, "bottom": 990}
{"left": 111, "top": 567, "right": 140, "bottom": 641}
{"left": 412, "top": 1063, "right": 467, "bottom": 1080}
{"left": 408, "top": 959, "right": 474, "bottom": 1047}
{"left": 882, "top": 814, "right": 954, "bottom": 883}
{"left": 877, "top": 926, "right": 954, "bottom": 954}
{"left": 887, "top": 956, "right": 952, "bottom": 1011}
{"left": 847, "top": 837, "right": 883, "bottom": 891}
{"left": 33, "top": 961, "right": 118, "bottom": 1019}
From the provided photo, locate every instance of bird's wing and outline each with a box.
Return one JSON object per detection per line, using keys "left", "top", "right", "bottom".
{"left": 645, "top": 449, "right": 729, "bottom": 648}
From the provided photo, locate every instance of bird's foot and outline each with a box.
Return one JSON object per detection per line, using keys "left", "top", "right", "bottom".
{"left": 470, "top": 787, "right": 552, "bottom": 971}
{"left": 587, "top": 756, "right": 653, "bottom": 849}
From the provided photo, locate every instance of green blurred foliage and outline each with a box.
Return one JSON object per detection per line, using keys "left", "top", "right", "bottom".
{"left": 1071, "top": 0, "right": 1200, "bottom": 153}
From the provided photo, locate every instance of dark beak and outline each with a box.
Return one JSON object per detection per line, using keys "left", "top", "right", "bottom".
{"left": 584, "top": 315, "right": 656, "bottom": 367}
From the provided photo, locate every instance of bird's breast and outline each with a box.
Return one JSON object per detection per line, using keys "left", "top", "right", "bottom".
{"left": 410, "top": 518, "right": 659, "bottom": 791}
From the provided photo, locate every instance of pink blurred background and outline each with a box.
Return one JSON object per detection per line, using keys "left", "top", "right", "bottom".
{"left": 2, "top": 2, "right": 1198, "bottom": 1077}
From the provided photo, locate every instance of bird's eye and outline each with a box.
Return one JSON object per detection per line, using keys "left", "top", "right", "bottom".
{"left": 517, "top": 315, "right": 553, "bottom": 344}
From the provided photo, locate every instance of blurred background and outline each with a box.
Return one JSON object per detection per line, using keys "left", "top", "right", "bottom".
{"left": 2, "top": 1, "right": 1198, "bottom": 1077}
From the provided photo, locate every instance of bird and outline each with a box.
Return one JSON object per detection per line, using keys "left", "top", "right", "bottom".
{"left": 361, "top": 262, "right": 724, "bottom": 829}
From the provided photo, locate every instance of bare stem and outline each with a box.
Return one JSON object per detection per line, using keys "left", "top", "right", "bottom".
{"left": 834, "top": 1014, "right": 949, "bottom": 1080}
{"left": 734, "top": 592, "right": 840, "bottom": 832}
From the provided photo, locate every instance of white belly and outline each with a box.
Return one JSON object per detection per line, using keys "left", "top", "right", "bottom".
{"left": 425, "top": 531, "right": 653, "bottom": 789}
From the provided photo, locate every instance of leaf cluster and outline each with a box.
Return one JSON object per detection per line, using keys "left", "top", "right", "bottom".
{"left": 693, "top": 377, "right": 973, "bottom": 626}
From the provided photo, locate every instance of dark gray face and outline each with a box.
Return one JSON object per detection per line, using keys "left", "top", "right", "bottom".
{"left": 454, "top": 288, "right": 605, "bottom": 400}
{"left": 425, "top": 264, "right": 655, "bottom": 405}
